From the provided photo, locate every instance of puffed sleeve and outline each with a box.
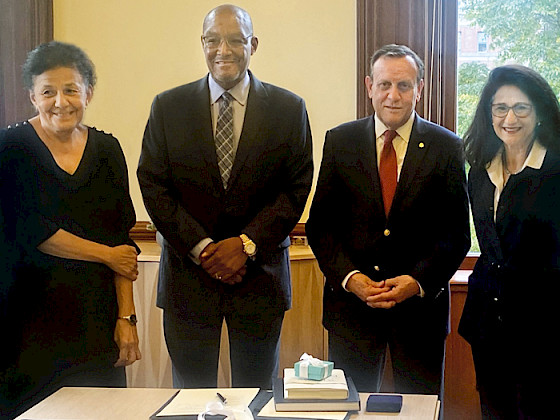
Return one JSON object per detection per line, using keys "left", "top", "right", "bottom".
{"left": 0, "top": 133, "right": 59, "bottom": 253}
{"left": 97, "top": 131, "right": 139, "bottom": 252}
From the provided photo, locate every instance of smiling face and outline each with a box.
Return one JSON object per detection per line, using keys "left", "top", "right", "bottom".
{"left": 366, "top": 55, "right": 424, "bottom": 130}
{"left": 491, "top": 85, "right": 537, "bottom": 149}
{"left": 29, "top": 66, "right": 92, "bottom": 136}
{"left": 202, "top": 7, "right": 258, "bottom": 90}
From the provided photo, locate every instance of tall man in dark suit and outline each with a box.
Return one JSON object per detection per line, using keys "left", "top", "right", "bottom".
{"left": 137, "top": 4, "right": 312, "bottom": 388}
{"left": 306, "top": 44, "right": 470, "bottom": 397}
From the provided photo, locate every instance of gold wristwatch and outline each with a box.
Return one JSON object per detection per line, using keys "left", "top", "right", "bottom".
{"left": 240, "top": 234, "right": 257, "bottom": 259}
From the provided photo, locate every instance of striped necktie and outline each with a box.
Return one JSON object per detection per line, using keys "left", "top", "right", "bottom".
{"left": 215, "top": 92, "right": 234, "bottom": 189}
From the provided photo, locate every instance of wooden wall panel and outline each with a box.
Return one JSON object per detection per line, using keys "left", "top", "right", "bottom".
{"left": 0, "top": 0, "right": 53, "bottom": 127}
{"left": 445, "top": 279, "right": 482, "bottom": 419}
{"left": 356, "top": 0, "right": 457, "bottom": 132}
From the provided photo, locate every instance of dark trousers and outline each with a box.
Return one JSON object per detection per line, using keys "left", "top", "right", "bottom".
{"left": 472, "top": 342, "right": 552, "bottom": 420}
{"left": 164, "top": 308, "right": 283, "bottom": 389}
{"left": 328, "top": 327, "right": 445, "bottom": 395}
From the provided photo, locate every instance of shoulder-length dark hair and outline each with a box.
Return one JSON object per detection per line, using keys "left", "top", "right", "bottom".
{"left": 464, "top": 64, "right": 560, "bottom": 169}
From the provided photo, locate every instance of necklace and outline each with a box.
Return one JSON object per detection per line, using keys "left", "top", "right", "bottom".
{"left": 502, "top": 140, "right": 534, "bottom": 176}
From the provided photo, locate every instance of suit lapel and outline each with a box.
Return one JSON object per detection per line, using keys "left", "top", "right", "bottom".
{"left": 190, "top": 76, "right": 226, "bottom": 193}
{"left": 391, "top": 115, "right": 430, "bottom": 212}
{"left": 227, "top": 73, "right": 268, "bottom": 191}
{"left": 367, "top": 117, "right": 386, "bottom": 216}
{"left": 478, "top": 172, "right": 505, "bottom": 262}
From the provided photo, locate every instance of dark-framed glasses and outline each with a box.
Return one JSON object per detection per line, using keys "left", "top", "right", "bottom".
{"left": 491, "top": 103, "right": 533, "bottom": 118}
{"left": 202, "top": 34, "right": 252, "bottom": 49}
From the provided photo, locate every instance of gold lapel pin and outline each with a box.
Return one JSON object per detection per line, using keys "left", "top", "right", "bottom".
{"left": 418, "top": 142, "right": 425, "bottom": 148}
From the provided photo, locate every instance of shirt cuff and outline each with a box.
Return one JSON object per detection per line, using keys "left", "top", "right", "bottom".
{"left": 189, "top": 237, "right": 214, "bottom": 265}
{"left": 416, "top": 280, "right": 425, "bottom": 298}
{"left": 342, "top": 270, "right": 360, "bottom": 291}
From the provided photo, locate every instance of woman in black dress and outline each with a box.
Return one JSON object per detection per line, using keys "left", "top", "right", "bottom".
{"left": 460, "top": 65, "right": 560, "bottom": 419}
{"left": 0, "top": 41, "right": 141, "bottom": 418}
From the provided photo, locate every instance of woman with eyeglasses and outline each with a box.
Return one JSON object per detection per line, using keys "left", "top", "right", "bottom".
{"left": 459, "top": 65, "right": 560, "bottom": 419}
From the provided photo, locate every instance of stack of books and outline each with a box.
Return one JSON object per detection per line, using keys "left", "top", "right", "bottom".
{"left": 273, "top": 368, "right": 360, "bottom": 412}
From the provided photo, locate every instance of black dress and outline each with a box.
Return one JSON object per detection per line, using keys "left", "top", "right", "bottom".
{"left": 0, "top": 121, "right": 137, "bottom": 418}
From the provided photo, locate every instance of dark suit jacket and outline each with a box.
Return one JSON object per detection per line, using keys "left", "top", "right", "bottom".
{"left": 137, "top": 73, "right": 313, "bottom": 319}
{"left": 306, "top": 114, "right": 470, "bottom": 337}
{"left": 459, "top": 151, "right": 560, "bottom": 349}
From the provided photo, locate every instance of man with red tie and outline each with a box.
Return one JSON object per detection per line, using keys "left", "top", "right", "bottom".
{"left": 306, "top": 44, "right": 470, "bottom": 399}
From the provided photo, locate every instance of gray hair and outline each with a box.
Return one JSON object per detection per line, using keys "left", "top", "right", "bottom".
{"left": 370, "top": 44, "right": 424, "bottom": 83}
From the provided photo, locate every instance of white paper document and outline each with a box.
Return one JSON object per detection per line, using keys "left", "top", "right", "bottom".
{"left": 156, "top": 388, "right": 260, "bottom": 417}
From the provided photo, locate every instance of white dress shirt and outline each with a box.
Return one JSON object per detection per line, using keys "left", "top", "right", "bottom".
{"left": 486, "top": 140, "right": 546, "bottom": 221}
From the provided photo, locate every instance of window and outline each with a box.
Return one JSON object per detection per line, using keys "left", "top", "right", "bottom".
{"left": 457, "top": 0, "right": 560, "bottom": 253}
{"left": 477, "top": 31, "right": 487, "bottom": 52}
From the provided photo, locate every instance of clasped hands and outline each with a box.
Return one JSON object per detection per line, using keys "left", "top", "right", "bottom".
{"left": 346, "top": 272, "right": 420, "bottom": 309}
{"left": 200, "top": 237, "right": 248, "bottom": 285}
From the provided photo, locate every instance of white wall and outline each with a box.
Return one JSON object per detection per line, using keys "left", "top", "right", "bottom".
{"left": 53, "top": 0, "right": 357, "bottom": 221}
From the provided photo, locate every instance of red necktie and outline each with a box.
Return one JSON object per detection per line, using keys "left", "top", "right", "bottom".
{"left": 379, "top": 130, "right": 398, "bottom": 217}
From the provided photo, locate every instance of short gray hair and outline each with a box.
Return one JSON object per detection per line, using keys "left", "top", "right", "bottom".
{"left": 370, "top": 44, "right": 424, "bottom": 83}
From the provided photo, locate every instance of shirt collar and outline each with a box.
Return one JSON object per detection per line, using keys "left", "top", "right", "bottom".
{"left": 487, "top": 140, "right": 547, "bottom": 187}
{"left": 209, "top": 72, "right": 251, "bottom": 106}
{"left": 374, "top": 111, "right": 415, "bottom": 143}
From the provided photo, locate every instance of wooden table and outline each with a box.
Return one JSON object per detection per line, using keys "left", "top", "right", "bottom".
{"left": 14, "top": 387, "right": 178, "bottom": 420}
{"left": 15, "top": 387, "right": 439, "bottom": 420}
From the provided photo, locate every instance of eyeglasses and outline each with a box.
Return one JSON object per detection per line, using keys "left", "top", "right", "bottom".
{"left": 202, "top": 34, "right": 252, "bottom": 49}
{"left": 491, "top": 103, "right": 533, "bottom": 118}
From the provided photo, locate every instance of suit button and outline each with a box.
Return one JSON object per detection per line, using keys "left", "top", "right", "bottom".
{"left": 384, "top": 229, "right": 390, "bottom": 236}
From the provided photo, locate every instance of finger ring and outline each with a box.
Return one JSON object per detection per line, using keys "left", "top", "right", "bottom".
{"left": 215, "top": 274, "right": 222, "bottom": 280}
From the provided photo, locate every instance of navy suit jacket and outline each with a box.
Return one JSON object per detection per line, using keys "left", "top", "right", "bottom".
{"left": 137, "top": 73, "right": 313, "bottom": 318}
{"left": 460, "top": 151, "right": 560, "bottom": 348}
{"left": 307, "top": 114, "right": 470, "bottom": 336}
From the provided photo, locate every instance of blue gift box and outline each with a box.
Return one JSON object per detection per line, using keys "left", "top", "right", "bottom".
{"left": 294, "top": 359, "right": 334, "bottom": 380}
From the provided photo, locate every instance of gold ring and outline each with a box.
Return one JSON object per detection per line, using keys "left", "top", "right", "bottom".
{"left": 215, "top": 274, "right": 222, "bottom": 280}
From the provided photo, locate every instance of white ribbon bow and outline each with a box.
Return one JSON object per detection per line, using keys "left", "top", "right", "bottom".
{"left": 298, "top": 353, "right": 325, "bottom": 378}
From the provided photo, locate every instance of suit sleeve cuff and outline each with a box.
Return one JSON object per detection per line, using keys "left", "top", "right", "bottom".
{"left": 189, "top": 237, "right": 214, "bottom": 265}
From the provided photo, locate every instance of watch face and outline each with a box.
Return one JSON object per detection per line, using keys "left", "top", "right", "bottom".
{"left": 245, "top": 242, "right": 256, "bottom": 255}
{"left": 129, "top": 314, "right": 138, "bottom": 326}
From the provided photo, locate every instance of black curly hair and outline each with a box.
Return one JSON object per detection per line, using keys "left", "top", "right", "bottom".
{"left": 22, "top": 41, "right": 96, "bottom": 90}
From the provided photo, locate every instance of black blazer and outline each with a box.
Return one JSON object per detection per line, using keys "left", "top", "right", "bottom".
{"left": 459, "top": 151, "right": 560, "bottom": 348}
{"left": 307, "top": 114, "right": 470, "bottom": 335}
{"left": 137, "top": 73, "right": 313, "bottom": 318}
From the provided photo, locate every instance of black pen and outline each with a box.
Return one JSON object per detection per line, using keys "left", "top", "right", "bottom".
{"left": 217, "top": 392, "right": 227, "bottom": 405}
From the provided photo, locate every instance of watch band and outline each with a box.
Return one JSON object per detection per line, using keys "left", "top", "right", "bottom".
{"left": 118, "top": 314, "right": 137, "bottom": 326}
{"left": 239, "top": 233, "right": 257, "bottom": 259}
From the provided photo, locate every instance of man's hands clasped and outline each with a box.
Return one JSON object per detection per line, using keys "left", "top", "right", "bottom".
{"left": 200, "top": 237, "right": 248, "bottom": 285}
{"left": 346, "top": 273, "right": 421, "bottom": 309}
